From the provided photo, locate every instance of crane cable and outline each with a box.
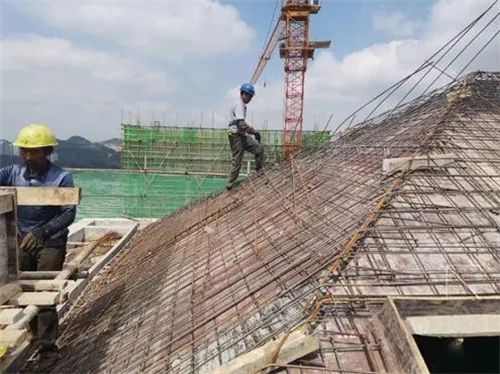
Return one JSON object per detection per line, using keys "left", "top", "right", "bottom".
{"left": 305, "top": 0, "right": 499, "bottom": 153}
{"left": 259, "top": 0, "right": 281, "bottom": 88}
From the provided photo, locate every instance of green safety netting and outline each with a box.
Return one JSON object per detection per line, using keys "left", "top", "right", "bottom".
{"left": 72, "top": 169, "right": 226, "bottom": 219}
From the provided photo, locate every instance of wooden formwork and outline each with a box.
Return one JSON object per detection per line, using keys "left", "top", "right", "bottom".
{"left": 0, "top": 213, "right": 138, "bottom": 371}
{"left": 0, "top": 187, "right": 82, "bottom": 369}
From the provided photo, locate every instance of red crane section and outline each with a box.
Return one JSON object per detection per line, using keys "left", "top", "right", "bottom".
{"left": 251, "top": 0, "right": 330, "bottom": 158}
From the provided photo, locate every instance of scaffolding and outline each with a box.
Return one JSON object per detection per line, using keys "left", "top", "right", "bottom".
{"left": 121, "top": 124, "right": 330, "bottom": 175}
{"left": 119, "top": 125, "right": 329, "bottom": 218}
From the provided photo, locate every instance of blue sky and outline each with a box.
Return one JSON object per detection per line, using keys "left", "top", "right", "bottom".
{"left": 0, "top": 0, "right": 497, "bottom": 141}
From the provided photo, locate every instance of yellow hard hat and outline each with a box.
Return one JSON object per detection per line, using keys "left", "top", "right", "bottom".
{"left": 13, "top": 124, "right": 58, "bottom": 148}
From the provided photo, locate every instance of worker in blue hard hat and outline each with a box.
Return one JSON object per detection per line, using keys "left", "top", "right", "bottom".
{"left": 0, "top": 124, "right": 76, "bottom": 369}
{"left": 226, "top": 83, "right": 263, "bottom": 190}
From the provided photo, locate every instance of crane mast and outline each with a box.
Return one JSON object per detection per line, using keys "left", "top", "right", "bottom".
{"left": 251, "top": 0, "right": 330, "bottom": 158}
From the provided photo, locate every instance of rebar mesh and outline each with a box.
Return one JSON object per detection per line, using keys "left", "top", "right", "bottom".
{"left": 51, "top": 72, "right": 500, "bottom": 373}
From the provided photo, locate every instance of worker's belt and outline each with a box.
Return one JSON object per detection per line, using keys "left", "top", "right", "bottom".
{"left": 228, "top": 121, "right": 240, "bottom": 134}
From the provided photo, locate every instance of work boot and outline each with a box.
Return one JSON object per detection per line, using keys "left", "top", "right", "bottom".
{"left": 226, "top": 180, "right": 242, "bottom": 191}
{"left": 36, "top": 344, "right": 59, "bottom": 372}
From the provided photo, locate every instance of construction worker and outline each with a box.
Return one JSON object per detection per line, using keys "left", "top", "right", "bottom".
{"left": 0, "top": 124, "right": 76, "bottom": 368}
{"left": 227, "top": 83, "right": 263, "bottom": 190}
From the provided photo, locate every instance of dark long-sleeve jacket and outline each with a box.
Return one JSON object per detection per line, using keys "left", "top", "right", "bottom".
{"left": 0, "top": 162, "right": 76, "bottom": 247}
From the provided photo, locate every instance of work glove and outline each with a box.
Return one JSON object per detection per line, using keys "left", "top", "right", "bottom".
{"left": 20, "top": 230, "right": 44, "bottom": 252}
{"left": 254, "top": 132, "right": 261, "bottom": 143}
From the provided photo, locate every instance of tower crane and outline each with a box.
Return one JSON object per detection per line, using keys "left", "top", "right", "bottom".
{"left": 251, "top": 0, "right": 330, "bottom": 158}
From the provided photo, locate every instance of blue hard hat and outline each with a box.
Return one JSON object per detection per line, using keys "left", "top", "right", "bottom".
{"left": 240, "top": 83, "right": 255, "bottom": 97}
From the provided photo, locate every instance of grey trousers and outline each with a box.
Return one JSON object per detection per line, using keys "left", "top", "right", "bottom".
{"left": 20, "top": 246, "right": 66, "bottom": 350}
{"left": 228, "top": 134, "right": 263, "bottom": 184}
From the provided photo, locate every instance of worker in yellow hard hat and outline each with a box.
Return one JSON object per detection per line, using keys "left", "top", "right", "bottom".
{"left": 0, "top": 124, "right": 76, "bottom": 369}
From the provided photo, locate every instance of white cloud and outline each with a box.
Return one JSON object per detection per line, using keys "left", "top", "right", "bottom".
{"left": 1, "top": 0, "right": 255, "bottom": 141}
{"left": 373, "top": 11, "right": 423, "bottom": 37}
{"left": 1, "top": 35, "right": 173, "bottom": 92}
{"left": 1, "top": 0, "right": 498, "bottom": 142}
{"left": 219, "top": 83, "right": 284, "bottom": 129}
{"left": 0, "top": 35, "right": 175, "bottom": 140}
{"left": 11, "top": 0, "right": 255, "bottom": 61}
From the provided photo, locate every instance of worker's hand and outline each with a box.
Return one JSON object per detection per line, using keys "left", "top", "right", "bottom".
{"left": 20, "top": 231, "right": 44, "bottom": 252}
{"left": 254, "top": 132, "right": 261, "bottom": 142}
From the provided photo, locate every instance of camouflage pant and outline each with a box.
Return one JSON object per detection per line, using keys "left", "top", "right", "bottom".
{"left": 20, "top": 246, "right": 66, "bottom": 350}
{"left": 228, "top": 134, "right": 263, "bottom": 184}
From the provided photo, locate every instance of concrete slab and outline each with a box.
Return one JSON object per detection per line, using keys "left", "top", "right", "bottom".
{"left": 406, "top": 314, "right": 500, "bottom": 337}
{"left": 382, "top": 153, "right": 456, "bottom": 175}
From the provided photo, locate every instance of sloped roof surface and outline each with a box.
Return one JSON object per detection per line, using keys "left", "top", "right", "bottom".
{"left": 52, "top": 72, "right": 500, "bottom": 373}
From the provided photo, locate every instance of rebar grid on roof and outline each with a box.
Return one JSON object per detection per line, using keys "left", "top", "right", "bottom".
{"left": 49, "top": 72, "right": 500, "bottom": 373}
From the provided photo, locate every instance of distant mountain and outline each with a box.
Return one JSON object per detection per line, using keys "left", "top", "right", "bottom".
{"left": 0, "top": 137, "right": 121, "bottom": 169}
{"left": 0, "top": 139, "right": 20, "bottom": 167}
{"left": 55, "top": 137, "right": 121, "bottom": 168}
{"left": 66, "top": 136, "right": 92, "bottom": 146}
{"left": 100, "top": 138, "right": 122, "bottom": 152}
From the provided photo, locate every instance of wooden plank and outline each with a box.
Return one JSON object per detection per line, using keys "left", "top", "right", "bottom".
{"left": 9, "top": 292, "right": 60, "bottom": 306}
{"left": 19, "top": 270, "right": 88, "bottom": 280}
{"left": 0, "top": 215, "right": 8, "bottom": 286}
{"left": 211, "top": 330, "right": 320, "bottom": 374}
{"left": 5, "top": 210, "right": 18, "bottom": 283}
{"left": 0, "top": 193, "right": 17, "bottom": 284}
{"left": 16, "top": 280, "right": 68, "bottom": 292}
{"left": 0, "top": 330, "right": 27, "bottom": 347}
{"left": 0, "top": 284, "right": 22, "bottom": 306}
{"left": 0, "top": 309, "right": 24, "bottom": 325}
{"left": 0, "top": 194, "right": 13, "bottom": 215}
{"left": 0, "top": 187, "right": 81, "bottom": 206}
